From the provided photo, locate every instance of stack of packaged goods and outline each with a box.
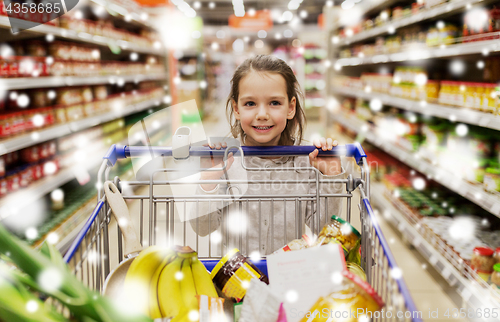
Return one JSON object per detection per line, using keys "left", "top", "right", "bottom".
{"left": 0, "top": 82, "right": 165, "bottom": 140}
{"left": 336, "top": 3, "right": 500, "bottom": 48}
{"left": 334, "top": 70, "right": 500, "bottom": 114}
{"left": 361, "top": 147, "right": 500, "bottom": 289}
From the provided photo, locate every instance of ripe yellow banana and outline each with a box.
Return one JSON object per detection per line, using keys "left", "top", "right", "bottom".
{"left": 123, "top": 245, "right": 173, "bottom": 316}
{"left": 191, "top": 257, "right": 218, "bottom": 298}
{"left": 157, "top": 254, "right": 185, "bottom": 318}
{"left": 179, "top": 255, "right": 198, "bottom": 313}
{"left": 148, "top": 254, "right": 172, "bottom": 319}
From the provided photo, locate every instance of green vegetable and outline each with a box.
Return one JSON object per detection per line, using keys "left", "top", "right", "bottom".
{"left": 0, "top": 223, "right": 152, "bottom": 322}
{"left": 0, "top": 262, "right": 67, "bottom": 322}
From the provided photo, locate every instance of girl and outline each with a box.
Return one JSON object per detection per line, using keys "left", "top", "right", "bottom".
{"left": 189, "top": 55, "right": 344, "bottom": 255}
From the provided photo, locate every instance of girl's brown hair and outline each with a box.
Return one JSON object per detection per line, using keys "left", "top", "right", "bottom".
{"left": 226, "top": 55, "right": 306, "bottom": 146}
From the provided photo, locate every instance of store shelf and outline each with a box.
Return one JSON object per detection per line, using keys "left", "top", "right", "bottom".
{"left": 370, "top": 182, "right": 500, "bottom": 313}
{"left": 0, "top": 16, "right": 163, "bottom": 55}
{"left": 0, "top": 109, "right": 170, "bottom": 220}
{"left": 334, "top": 112, "right": 500, "bottom": 217}
{"left": 0, "top": 97, "right": 161, "bottom": 156}
{"left": 0, "top": 148, "right": 108, "bottom": 220}
{"left": 90, "top": 0, "right": 155, "bottom": 29}
{"left": 0, "top": 73, "right": 166, "bottom": 91}
{"left": 333, "top": 87, "right": 500, "bottom": 131}
{"left": 336, "top": 0, "right": 485, "bottom": 46}
{"left": 335, "top": 38, "right": 500, "bottom": 66}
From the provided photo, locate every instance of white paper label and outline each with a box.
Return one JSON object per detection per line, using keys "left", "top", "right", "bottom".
{"left": 266, "top": 244, "right": 347, "bottom": 322}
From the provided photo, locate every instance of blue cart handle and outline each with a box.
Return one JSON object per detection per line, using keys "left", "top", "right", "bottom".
{"left": 104, "top": 143, "right": 367, "bottom": 166}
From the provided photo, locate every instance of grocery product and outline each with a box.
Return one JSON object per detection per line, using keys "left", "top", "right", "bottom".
{"left": 0, "top": 224, "right": 152, "bottom": 322}
{"left": 315, "top": 216, "right": 361, "bottom": 257}
{"left": 122, "top": 246, "right": 174, "bottom": 316}
{"left": 211, "top": 248, "right": 269, "bottom": 300}
{"left": 471, "top": 247, "right": 496, "bottom": 281}
{"left": 300, "top": 270, "right": 384, "bottom": 322}
{"left": 274, "top": 234, "right": 313, "bottom": 253}
{"left": 494, "top": 247, "right": 500, "bottom": 263}
{"left": 347, "top": 262, "right": 366, "bottom": 281}
{"left": 140, "top": 246, "right": 220, "bottom": 320}
{"left": 492, "top": 264, "right": 500, "bottom": 288}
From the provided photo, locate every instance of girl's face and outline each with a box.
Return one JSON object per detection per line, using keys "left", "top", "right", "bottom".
{"left": 233, "top": 71, "right": 296, "bottom": 146}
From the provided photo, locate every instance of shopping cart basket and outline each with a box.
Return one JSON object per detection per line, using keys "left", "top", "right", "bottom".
{"left": 63, "top": 143, "right": 422, "bottom": 322}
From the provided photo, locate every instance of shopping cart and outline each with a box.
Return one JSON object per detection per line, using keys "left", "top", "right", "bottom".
{"left": 63, "top": 142, "right": 422, "bottom": 322}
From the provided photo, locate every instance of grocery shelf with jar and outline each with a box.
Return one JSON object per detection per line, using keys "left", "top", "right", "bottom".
{"left": 329, "top": 107, "right": 500, "bottom": 313}
{"left": 327, "top": 0, "right": 500, "bottom": 315}
{"left": 0, "top": 102, "right": 172, "bottom": 250}
{"left": 0, "top": 0, "right": 171, "bottom": 253}
{"left": 0, "top": 0, "right": 163, "bottom": 54}
{"left": 301, "top": 44, "right": 328, "bottom": 120}
{"left": 328, "top": 80, "right": 500, "bottom": 315}
{"left": 333, "top": 2, "right": 500, "bottom": 67}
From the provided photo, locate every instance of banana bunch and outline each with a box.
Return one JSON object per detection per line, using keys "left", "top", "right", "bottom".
{"left": 123, "top": 246, "right": 218, "bottom": 321}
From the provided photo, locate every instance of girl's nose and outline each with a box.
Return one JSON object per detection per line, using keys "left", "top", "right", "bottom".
{"left": 256, "top": 105, "right": 269, "bottom": 119}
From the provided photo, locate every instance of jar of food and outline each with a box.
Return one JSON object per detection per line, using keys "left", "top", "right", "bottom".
{"left": 211, "top": 248, "right": 269, "bottom": 300}
{"left": 494, "top": 247, "right": 500, "bottom": 263}
{"left": 492, "top": 264, "right": 500, "bottom": 288}
{"left": 464, "top": 84, "right": 475, "bottom": 109}
{"left": 471, "top": 247, "right": 495, "bottom": 281}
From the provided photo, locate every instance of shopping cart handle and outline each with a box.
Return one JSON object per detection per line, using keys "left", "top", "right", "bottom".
{"left": 103, "top": 143, "right": 367, "bottom": 166}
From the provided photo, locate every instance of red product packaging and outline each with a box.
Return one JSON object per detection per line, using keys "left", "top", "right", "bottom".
{"left": 0, "top": 155, "right": 5, "bottom": 177}
{"left": 39, "top": 143, "right": 49, "bottom": 159}
{"left": 0, "top": 114, "right": 12, "bottom": 138}
{"left": 0, "top": 177, "right": 7, "bottom": 197}
{"left": 11, "top": 112, "right": 26, "bottom": 136}
{"left": 32, "top": 163, "right": 43, "bottom": 181}
{"left": 19, "top": 166, "right": 32, "bottom": 188}
{"left": 0, "top": 60, "right": 9, "bottom": 77}
{"left": 42, "top": 158, "right": 59, "bottom": 177}
{"left": 8, "top": 59, "right": 19, "bottom": 77}
{"left": 21, "top": 145, "right": 39, "bottom": 163}
{"left": 6, "top": 171, "right": 20, "bottom": 193}
{"left": 48, "top": 141, "right": 56, "bottom": 156}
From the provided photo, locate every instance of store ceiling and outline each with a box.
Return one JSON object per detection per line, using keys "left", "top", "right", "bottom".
{"left": 192, "top": 0, "right": 331, "bottom": 25}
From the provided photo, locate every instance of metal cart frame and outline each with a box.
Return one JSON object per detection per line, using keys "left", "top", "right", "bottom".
{"left": 63, "top": 143, "right": 422, "bottom": 322}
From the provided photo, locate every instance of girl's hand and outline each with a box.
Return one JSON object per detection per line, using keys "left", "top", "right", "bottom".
{"left": 309, "top": 138, "right": 342, "bottom": 176}
{"left": 200, "top": 141, "right": 234, "bottom": 191}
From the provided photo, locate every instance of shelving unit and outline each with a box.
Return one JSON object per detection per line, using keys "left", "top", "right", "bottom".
{"left": 333, "top": 87, "right": 500, "bottom": 131}
{"left": 0, "top": 16, "right": 163, "bottom": 55}
{"left": 0, "top": 0, "right": 170, "bottom": 249}
{"left": 335, "top": 38, "right": 500, "bottom": 66}
{"left": 89, "top": 0, "right": 155, "bottom": 29}
{"left": 0, "top": 73, "right": 167, "bottom": 90}
{"left": 334, "top": 112, "right": 500, "bottom": 218}
{"left": 371, "top": 182, "right": 500, "bottom": 312}
{"left": 0, "top": 97, "right": 161, "bottom": 156}
{"left": 336, "top": 0, "right": 487, "bottom": 45}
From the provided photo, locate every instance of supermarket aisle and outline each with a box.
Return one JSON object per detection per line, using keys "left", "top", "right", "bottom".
{"left": 325, "top": 122, "right": 467, "bottom": 322}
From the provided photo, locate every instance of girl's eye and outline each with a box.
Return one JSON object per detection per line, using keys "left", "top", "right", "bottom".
{"left": 244, "top": 101, "right": 255, "bottom": 106}
{"left": 270, "top": 101, "right": 281, "bottom": 106}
